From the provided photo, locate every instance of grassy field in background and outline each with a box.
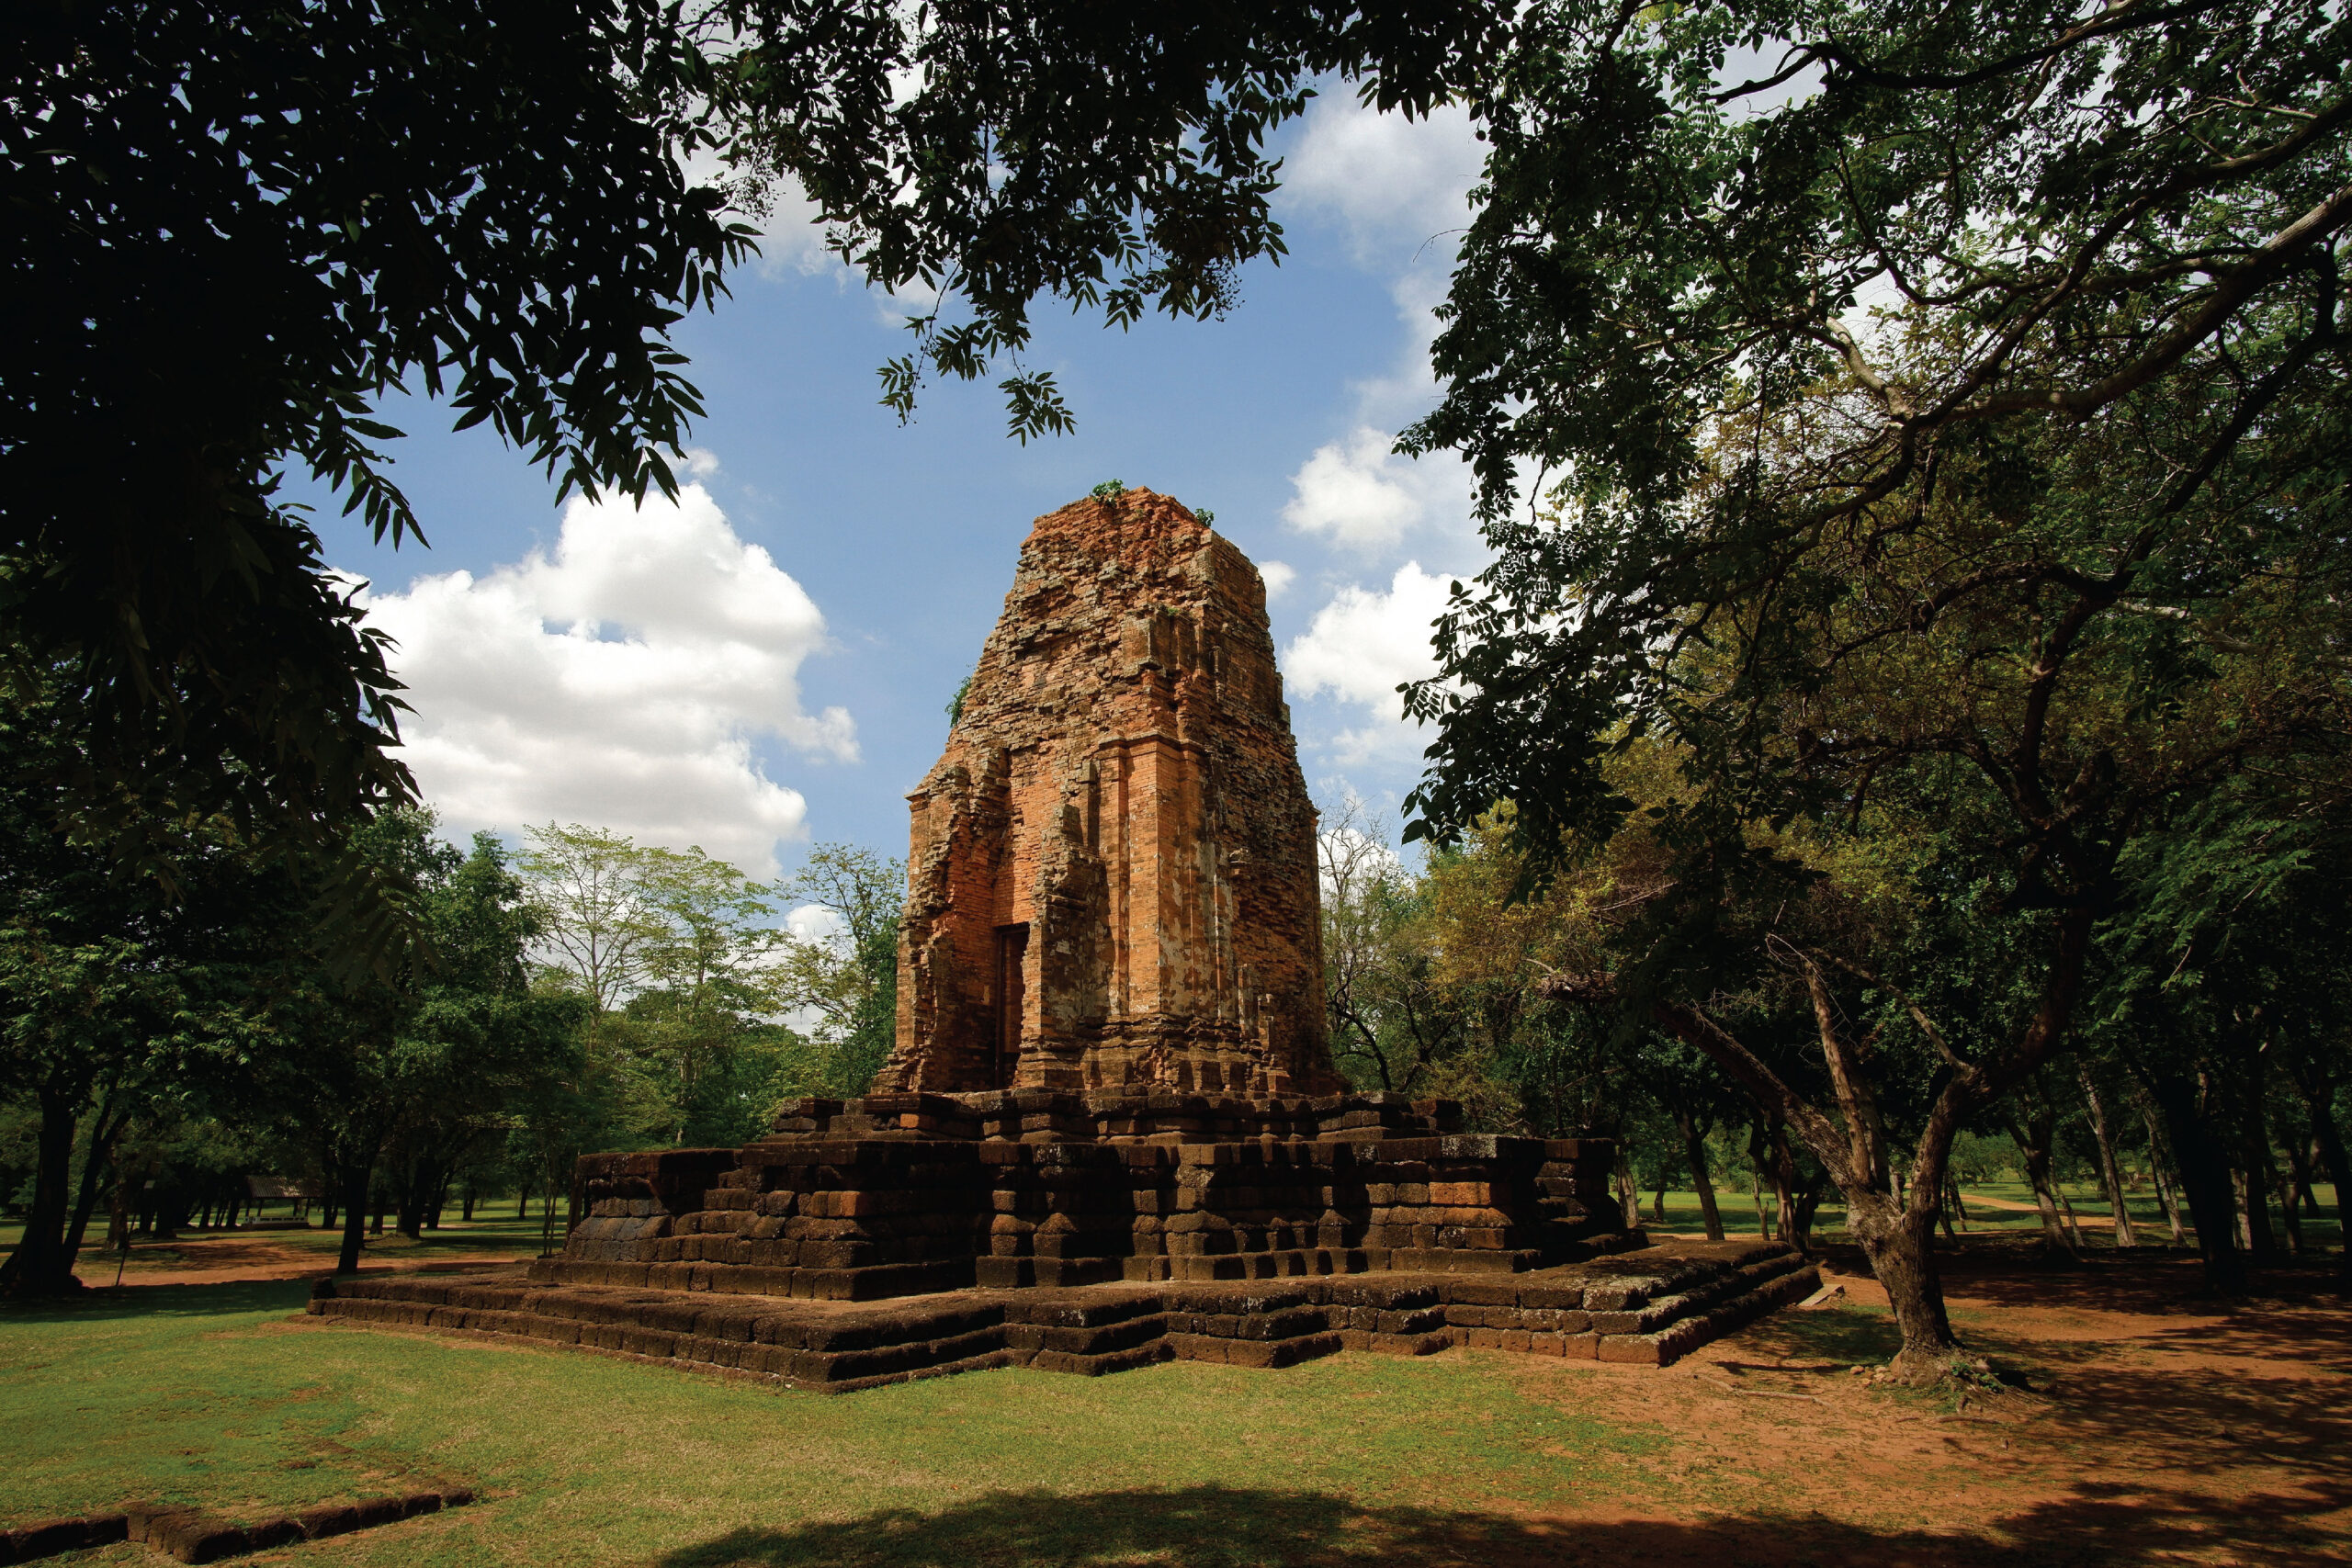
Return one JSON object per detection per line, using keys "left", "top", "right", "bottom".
{"left": 0, "top": 1212, "right": 552, "bottom": 1278}
{"left": 1639, "top": 1179, "right": 2343, "bottom": 1253}
{"left": 0, "top": 1278, "right": 1705, "bottom": 1568}
{"left": 7, "top": 1179, "right": 2341, "bottom": 1272}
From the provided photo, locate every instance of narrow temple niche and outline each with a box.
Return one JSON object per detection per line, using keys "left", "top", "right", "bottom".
{"left": 991, "top": 921, "right": 1027, "bottom": 1089}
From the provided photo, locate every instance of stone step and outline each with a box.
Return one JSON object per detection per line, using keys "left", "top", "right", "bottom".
{"left": 311, "top": 1238, "right": 1816, "bottom": 1391}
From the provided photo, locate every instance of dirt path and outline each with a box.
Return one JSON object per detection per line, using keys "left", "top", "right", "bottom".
{"left": 1471, "top": 1243, "right": 2352, "bottom": 1566}
{"left": 77, "top": 1233, "right": 537, "bottom": 1288}
{"left": 1956, "top": 1190, "right": 2046, "bottom": 1213}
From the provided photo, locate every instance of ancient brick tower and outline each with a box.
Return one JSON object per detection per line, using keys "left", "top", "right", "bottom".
{"left": 311, "top": 491, "right": 1831, "bottom": 1379}
{"left": 874, "top": 489, "right": 1339, "bottom": 1099}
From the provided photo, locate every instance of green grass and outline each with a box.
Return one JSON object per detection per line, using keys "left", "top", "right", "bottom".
{"left": 0, "top": 1279, "right": 1684, "bottom": 1567}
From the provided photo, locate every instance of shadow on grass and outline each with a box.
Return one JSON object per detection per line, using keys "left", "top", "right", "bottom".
{"left": 655, "top": 1480, "right": 2352, "bottom": 1568}
{"left": 0, "top": 1279, "right": 312, "bottom": 1324}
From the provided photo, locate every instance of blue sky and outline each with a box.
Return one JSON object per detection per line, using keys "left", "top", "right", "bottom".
{"left": 296, "top": 96, "right": 1489, "bottom": 890}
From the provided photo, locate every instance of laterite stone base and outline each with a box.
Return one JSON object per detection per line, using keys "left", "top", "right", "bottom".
{"left": 311, "top": 1238, "right": 1817, "bottom": 1393}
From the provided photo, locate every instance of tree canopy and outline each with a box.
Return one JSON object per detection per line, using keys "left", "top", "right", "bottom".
{"left": 1395, "top": 0, "right": 2351, "bottom": 1376}
{"left": 3, "top": 0, "right": 1496, "bottom": 887}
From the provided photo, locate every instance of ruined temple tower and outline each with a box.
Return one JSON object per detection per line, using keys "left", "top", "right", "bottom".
{"left": 875, "top": 489, "right": 1339, "bottom": 1098}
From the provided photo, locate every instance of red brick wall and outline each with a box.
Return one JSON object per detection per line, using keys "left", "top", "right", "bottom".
{"left": 879, "top": 491, "right": 1336, "bottom": 1096}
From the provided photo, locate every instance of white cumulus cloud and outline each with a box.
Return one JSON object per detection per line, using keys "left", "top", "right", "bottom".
{"left": 1283, "top": 562, "right": 1459, "bottom": 764}
{"left": 1257, "top": 559, "right": 1297, "bottom": 601}
{"left": 1282, "top": 100, "right": 1484, "bottom": 267}
{"left": 352, "top": 481, "right": 855, "bottom": 878}
{"left": 1276, "top": 101, "right": 1490, "bottom": 552}
{"left": 1282, "top": 426, "right": 1476, "bottom": 554}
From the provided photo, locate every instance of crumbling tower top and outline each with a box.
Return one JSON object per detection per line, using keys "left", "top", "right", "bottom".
{"left": 876, "top": 488, "right": 1338, "bottom": 1097}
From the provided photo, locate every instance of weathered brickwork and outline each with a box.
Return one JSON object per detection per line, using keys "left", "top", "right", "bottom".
{"left": 536, "top": 1092, "right": 1626, "bottom": 1302}
{"left": 878, "top": 490, "right": 1334, "bottom": 1096}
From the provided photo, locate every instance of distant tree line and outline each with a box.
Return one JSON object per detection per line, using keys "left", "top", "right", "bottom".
{"left": 0, "top": 699, "right": 902, "bottom": 1292}
{"left": 1322, "top": 793, "right": 2351, "bottom": 1280}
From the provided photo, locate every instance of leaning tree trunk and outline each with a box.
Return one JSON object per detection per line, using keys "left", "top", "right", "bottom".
{"left": 2078, "top": 1068, "right": 2138, "bottom": 1247}
{"left": 2004, "top": 1107, "right": 2078, "bottom": 1260}
{"left": 1657, "top": 909, "right": 2095, "bottom": 1382}
{"left": 2137, "top": 1097, "right": 2189, "bottom": 1245}
{"left": 61, "top": 1098, "right": 134, "bottom": 1269}
{"left": 1676, "top": 1105, "right": 1725, "bottom": 1241}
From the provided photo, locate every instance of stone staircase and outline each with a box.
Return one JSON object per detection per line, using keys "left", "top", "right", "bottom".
{"left": 311, "top": 1237, "right": 1817, "bottom": 1393}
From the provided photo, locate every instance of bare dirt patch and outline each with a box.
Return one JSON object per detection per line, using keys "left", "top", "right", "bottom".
{"left": 82, "top": 1233, "right": 534, "bottom": 1287}
{"left": 1478, "top": 1241, "right": 2352, "bottom": 1566}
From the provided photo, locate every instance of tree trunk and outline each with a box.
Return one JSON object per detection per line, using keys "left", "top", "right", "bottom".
{"left": 2152, "top": 1159, "right": 2186, "bottom": 1245}
{"left": 107, "top": 1165, "right": 132, "bottom": 1253}
{"left": 1793, "top": 1168, "right": 1828, "bottom": 1252}
{"left": 1675, "top": 1106, "right": 1725, "bottom": 1241}
{"left": 2276, "top": 1166, "right": 2305, "bottom": 1257}
{"left": 2003, "top": 1107, "right": 2077, "bottom": 1259}
{"left": 335, "top": 1163, "right": 371, "bottom": 1275}
{"left": 2078, "top": 1068, "right": 2139, "bottom": 1247}
{"left": 61, "top": 1106, "right": 128, "bottom": 1269}
{"left": 1769, "top": 1124, "right": 1801, "bottom": 1251}
{"left": 0, "top": 1083, "right": 82, "bottom": 1295}
{"left": 393, "top": 1156, "right": 427, "bottom": 1241}
{"left": 2137, "top": 1099, "right": 2188, "bottom": 1245}
{"left": 2149, "top": 1074, "right": 2245, "bottom": 1293}
{"left": 2284, "top": 1134, "right": 2318, "bottom": 1213}
{"left": 2241, "top": 1053, "right": 2281, "bottom": 1262}
{"left": 1613, "top": 1147, "right": 1640, "bottom": 1230}
{"left": 2298, "top": 1088, "right": 2352, "bottom": 1278}
{"left": 1635, "top": 911, "right": 2094, "bottom": 1385}
{"left": 1846, "top": 1189, "right": 1962, "bottom": 1382}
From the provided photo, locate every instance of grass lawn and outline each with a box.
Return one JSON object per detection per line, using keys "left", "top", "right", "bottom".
{"left": 1, "top": 1279, "right": 1693, "bottom": 1568}
{"left": 7, "top": 1232, "right": 2348, "bottom": 1565}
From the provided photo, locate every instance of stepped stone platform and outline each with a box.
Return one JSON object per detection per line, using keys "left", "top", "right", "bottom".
{"left": 536, "top": 1091, "right": 1635, "bottom": 1303}
{"left": 309, "top": 1236, "right": 1818, "bottom": 1392}
{"left": 312, "top": 1089, "right": 1821, "bottom": 1391}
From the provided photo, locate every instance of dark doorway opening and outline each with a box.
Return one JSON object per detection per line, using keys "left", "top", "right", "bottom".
{"left": 993, "top": 923, "right": 1029, "bottom": 1088}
